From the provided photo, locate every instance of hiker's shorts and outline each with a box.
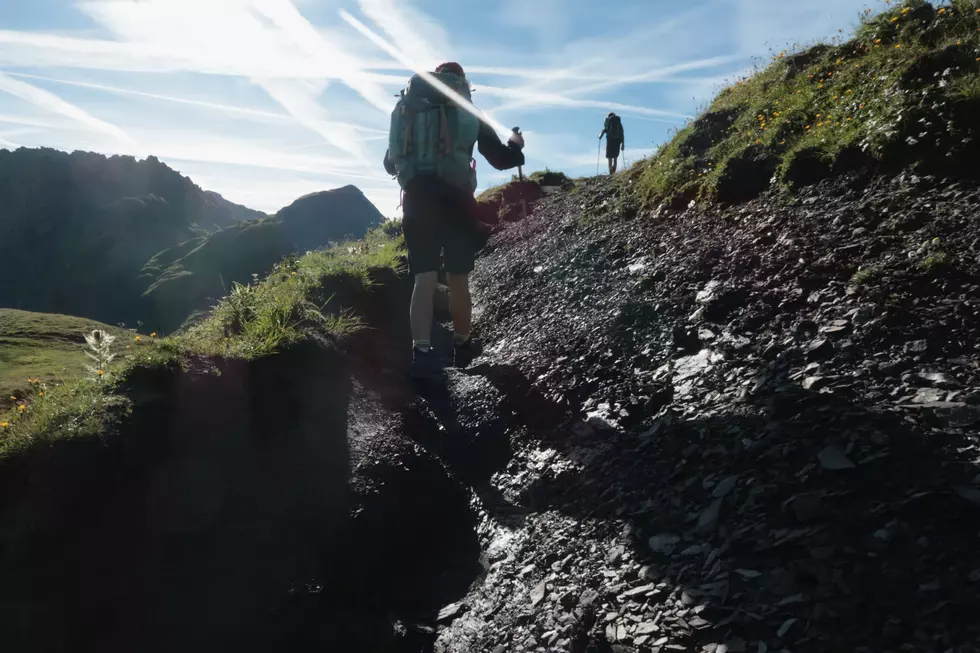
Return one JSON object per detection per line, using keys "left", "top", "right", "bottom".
{"left": 606, "top": 139, "right": 623, "bottom": 160}
{"left": 402, "top": 179, "right": 477, "bottom": 276}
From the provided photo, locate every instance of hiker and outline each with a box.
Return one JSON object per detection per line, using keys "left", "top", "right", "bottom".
{"left": 598, "top": 112, "right": 624, "bottom": 174}
{"left": 383, "top": 62, "right": 525, "bottom": 380}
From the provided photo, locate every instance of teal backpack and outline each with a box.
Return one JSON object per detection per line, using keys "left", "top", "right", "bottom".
{"left": 388, "top": 71, "right": 481, "bottom": 193}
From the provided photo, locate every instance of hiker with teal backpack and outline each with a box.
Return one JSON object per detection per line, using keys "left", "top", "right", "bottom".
{"left": 599, "top": 112, "right": 624, "bottom": 174}
{"left": 383, "top": 62, "right": 525, "bottom": 380}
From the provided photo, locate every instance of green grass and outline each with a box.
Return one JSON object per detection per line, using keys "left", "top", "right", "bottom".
{"left": 0, "top": 309, "right": 138, "bottom": 402}
{"left": 629, "top": 0, "right": 980, "bottom": 204}
{"left": 0, "top": 311, "right": 177, "bottom": 461}
{"left": 180, "top": 226, "right": 405, "bottom": 359}
{"left": 0, "top": 228, "right": 404, "bottom": 461}
{"left": 851, "top": 263, "right": 886, "bottom": 285}
{"left": 918, "top": 249, "right": 949, "bottom": 271}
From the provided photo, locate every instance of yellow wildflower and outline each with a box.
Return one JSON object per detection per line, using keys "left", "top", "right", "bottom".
{"left": 290, "top": 271, "right": 297, "bottom": 277}
{"left": 890, "top": 17, "right": 899, "bottom": 22}
{"left": 0, "top": 422, "right": 7, "bottom": 429}
{"left": 755, "top": 139, "right": 762, "bottom": 145}
{"left": 135, "top": 336, "right": 142, "bottom": 342}
{"left": 895, "top": 44, "right": 901, "bottom": 49}
{"left": 98, "top": 370, "right": 105, "bottom": 377}
{"left": 39, "top": 392, "right": 44, "bottom": 397}
{"left": 150, "top": 332, "right": 157, "bottom": 338}
{"left": 938, "top": 7, "right": 945, "bottom": 14}
{"left": 819, "top": 83, "right": 824, "bottom": 88}
{"left": 9, "top": 396, "right": 15, "bottom": 401}
{"left": 18, "top": 405, "right": 25, "bottom": 414}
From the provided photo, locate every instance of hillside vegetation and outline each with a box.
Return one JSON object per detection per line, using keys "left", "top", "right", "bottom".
{"left": 0, "top": 226, "right": 403, "bottom": 460}
{"left": 0, "top": 309, "right": 135, "bottom": 402}
{"left": 0, "top": 147, "right": 386, "bottom": 334}
{"left": 632, "top": 0, "right": 980, "bottom": 205}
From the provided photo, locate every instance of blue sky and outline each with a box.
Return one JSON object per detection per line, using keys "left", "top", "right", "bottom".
{"left": 0, "top": 0, "right": 880, "bottom": 215}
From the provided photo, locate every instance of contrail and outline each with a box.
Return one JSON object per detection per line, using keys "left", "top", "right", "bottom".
{"left": 338, "top": 9, "right": 510, "bottom": 140}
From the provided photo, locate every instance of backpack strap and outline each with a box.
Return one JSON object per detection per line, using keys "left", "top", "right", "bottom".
{"left": 439, "top": 104, "right": 452, "bottom": 155}
{"left": 401, "top": 108, "right": 415, "bottom": 156}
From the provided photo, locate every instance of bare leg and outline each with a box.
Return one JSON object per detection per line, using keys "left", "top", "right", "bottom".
{"left": 445, "top": 272, "right": 472, "bottom": 342}
{"left": 410, "top": 271, "right": 438, "bottom": 349}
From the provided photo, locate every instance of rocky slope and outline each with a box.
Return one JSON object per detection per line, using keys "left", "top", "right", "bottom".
{"left": 431, "top": 170, "right": 980, "bottom": 653}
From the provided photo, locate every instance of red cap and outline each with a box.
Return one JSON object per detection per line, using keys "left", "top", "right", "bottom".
{"left": 436, "top": 62, "right": 464, "bottom": 75}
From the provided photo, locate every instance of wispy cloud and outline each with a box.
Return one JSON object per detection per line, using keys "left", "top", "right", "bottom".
{"left": 356, "top": 0, "right": 450, "bottom": 70}
{"left": 477, "top": 85, "right": 692, "bottom": 121}
{"left": 248, "top": 0, "right": 396, "bottom": 112}
{"left": 0, "top": 71, "right": 134, "bottom": 144}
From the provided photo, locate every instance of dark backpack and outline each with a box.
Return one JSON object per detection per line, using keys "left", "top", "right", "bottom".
{"left": 605, "top": 115, "right": 624, "bottom": 142}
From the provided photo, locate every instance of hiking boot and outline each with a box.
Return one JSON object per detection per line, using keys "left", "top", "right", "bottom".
{"left": 454, "top": 336, "right": 483, "bottom": 368}
{"left": 409, "top": 347, "right": 444, "bottom": 381}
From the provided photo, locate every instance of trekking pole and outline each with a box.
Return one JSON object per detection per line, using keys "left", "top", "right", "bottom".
{"left": 512, "top": 127, "right": 524, "bottom": 182}
{"left": 596, "top": 139, "right": 601, "bottom": 176}
{"left": 512, "top": 126, "right": 528, "bottom": 219}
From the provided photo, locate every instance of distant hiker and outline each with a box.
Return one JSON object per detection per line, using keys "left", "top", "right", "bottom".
{"left": 599, "top": 112, "right": 624, "bottom": 174}
{"left": 383, "top": 61, "right": 525, "bottom": 380}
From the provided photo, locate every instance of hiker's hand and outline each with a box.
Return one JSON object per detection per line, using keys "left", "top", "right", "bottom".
{"left": 621, "top": 143, "right": 625, "bottom": 152}
{"left": 508, "top": 131, "right": 524, "bottom": 150}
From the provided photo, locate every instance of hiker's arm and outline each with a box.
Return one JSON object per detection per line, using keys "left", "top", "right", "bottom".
{"left": 599, "top": 128, "right": 606, "bottom": 139}
{"left": 477, "top": 123, "right": 524, "bottom": 171}
{"left": 382, "top": 149, "right": 396, "bottom": 176}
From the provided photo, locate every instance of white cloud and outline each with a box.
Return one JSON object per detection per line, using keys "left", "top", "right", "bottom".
{"left": 479, "top": 84, "right": 692, "bottom": 121}
{"left": 0, "top": 71, "right": 135, "bottom": 144}
{"left": 356, "top": 0, "right": 450, "bottom": 70}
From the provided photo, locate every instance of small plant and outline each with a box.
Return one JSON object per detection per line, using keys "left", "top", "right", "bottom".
{"left": 83, "top": 329, "right": 117, "bottom": 382}
{"left": 225, "top": 281, "right": 258, "bottom": 336}
{"left": 851, "top": 263, "right": 885, "bottom": 285}
{"left": 918, "top": 250, "right": 948, "bottom": 272}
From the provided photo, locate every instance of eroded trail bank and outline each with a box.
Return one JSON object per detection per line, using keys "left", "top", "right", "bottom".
{"left": 0, "top": 272, "right": 487, "bottom": 653}
{"left": 433, "top": 173, "right": 980, "bottom": 653}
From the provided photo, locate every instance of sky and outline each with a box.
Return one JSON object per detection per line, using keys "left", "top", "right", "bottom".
{"left": 0, "top": 0, "right": 879, "bottom": 216}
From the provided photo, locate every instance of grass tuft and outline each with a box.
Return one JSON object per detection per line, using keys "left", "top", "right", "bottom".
{"left": 630, "top": 0, "right": 980, "bottom": 205}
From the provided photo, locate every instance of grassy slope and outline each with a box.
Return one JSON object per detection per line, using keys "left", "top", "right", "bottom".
{"left": 0, "top": 309, "right": 134, "bottom": 401}
{"left": 0, "top": 227, "right": 404, "bottom": 459}
{"left": 631, "top": 0, "right": 980, "bottom": 203}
